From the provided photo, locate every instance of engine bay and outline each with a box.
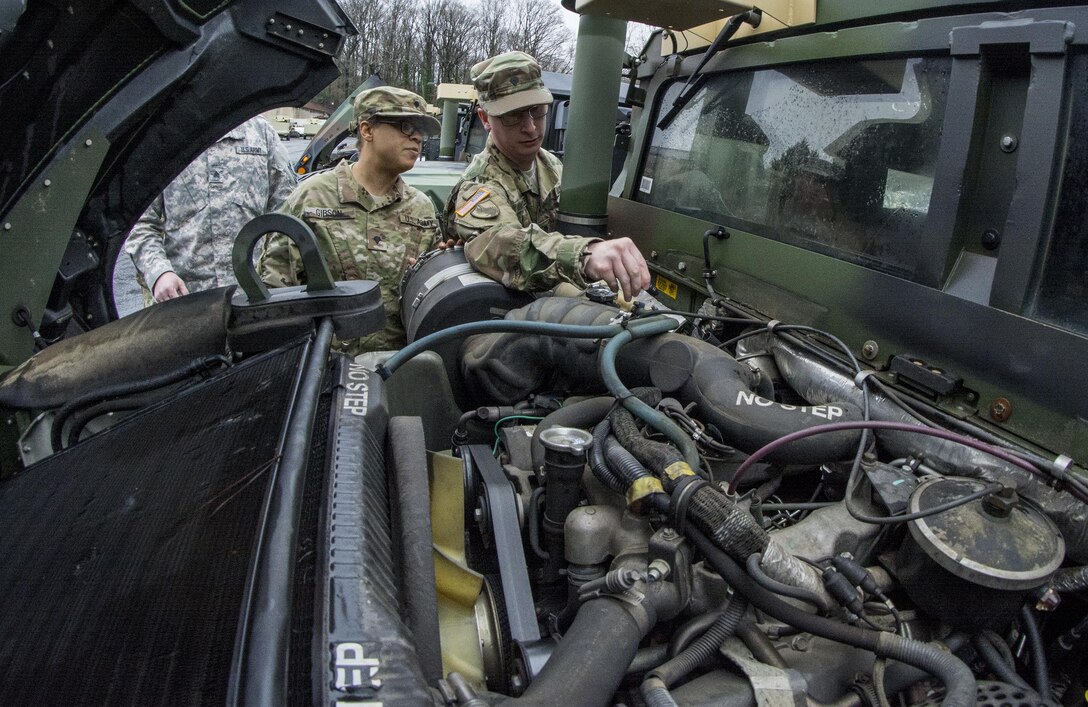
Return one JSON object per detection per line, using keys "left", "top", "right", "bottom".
{"left": 381, "top": 275, "right": 1088, "bottom": 707}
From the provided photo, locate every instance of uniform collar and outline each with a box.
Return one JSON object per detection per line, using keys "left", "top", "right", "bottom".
{"left": 484, "top": 136, "right": 554, "bottom": 197}
{"left": 335, "top": 160, "right": 406, "bottom": 210}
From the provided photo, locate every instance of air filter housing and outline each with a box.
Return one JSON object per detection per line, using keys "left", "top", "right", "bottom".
{"left": 896, "top": 476, "right": 1064, "bottom": 630}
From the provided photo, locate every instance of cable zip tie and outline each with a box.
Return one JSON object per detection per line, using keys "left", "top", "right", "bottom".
{"left": 854, "top": 370, "right": 877, "bottom": 389}
{"left": 1050, "top": 454, "right": 1073, "bottom": 481}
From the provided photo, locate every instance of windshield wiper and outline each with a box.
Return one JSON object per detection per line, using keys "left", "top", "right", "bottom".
{"left": 657, "top": 7, "right": 763, "bottom": 130}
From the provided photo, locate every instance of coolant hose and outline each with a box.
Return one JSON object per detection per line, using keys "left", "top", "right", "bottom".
{"left": 971, "top": 634, "right": 1031, "bottom": 691}
{"left": 498, "top": 596, "right": 649, "bottom": 707}
{"left": 599, "top": 318, "right": 699, "bottom": 469}
{"left": 378, "top": 318, "right": 630, "bottom": 379}
{"left": 690, "top": 528, "right": 977, "bottom": 707}
{"left": 387, "top": 416, "right": 443, "bottom": 687}
{"left": 1020, "top": 605, "right": 1051, "bottom": 702}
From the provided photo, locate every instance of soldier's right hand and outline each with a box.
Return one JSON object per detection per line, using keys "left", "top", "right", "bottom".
{"left": 152, "top": 272, "right": 190, "bottom": 302}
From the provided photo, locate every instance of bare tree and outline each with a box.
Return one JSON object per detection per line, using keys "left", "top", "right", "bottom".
{"left": 503, "top": 0, "right": 574, "bottom": 72}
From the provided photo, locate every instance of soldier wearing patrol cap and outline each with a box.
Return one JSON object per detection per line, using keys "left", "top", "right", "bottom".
{"left": 444, "top": 51, "right": 649, "bottom": 299}
{"left": 259, "top": 86, "right": 442, "bottom": 356}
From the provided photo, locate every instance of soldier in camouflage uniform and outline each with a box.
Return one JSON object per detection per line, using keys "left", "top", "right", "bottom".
{"left": 259, "top": 87, "right": 441, "bottom": 356}
{"left": 444, "top": 51, "right": 650, "bottom": 299}
{"left": 126, "top": 116, "right": 296, "bottom": 303}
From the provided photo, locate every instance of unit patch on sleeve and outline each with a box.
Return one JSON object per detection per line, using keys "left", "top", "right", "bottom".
{"left": 455, "top": 188, "right": 492, "bottom": 217}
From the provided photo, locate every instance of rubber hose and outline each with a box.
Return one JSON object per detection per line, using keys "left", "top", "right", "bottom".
{"left": 688, "top": 485, "right": 769, "bottom": 560}
{"left": 746, "top": 553, "right": 826, "bottom": 609}
{"left": 498, "top": 597, "right": 645, "bottom": 707}
{"left": 668, "top": 612, "right": 722, "bottom": 658}
{"left": 689, "top": 528, "right": 977, "bottom": 707}
{"left": 648, "top": 595, "right": 747, "bottom": 687}
{"left": 640, "top": 677, "right": 680, "bottom": 707}
{"left": 628, "top": 645, "right": 670, "bottom": 675}
{"left": 388, "top": 416, "right": 443, "bottom": 687}
{"left": 1020, "top": 605, "right": 1051, "bottom": 702}
{"left": 599, "top": 320, "right": 700, "bottom": 469}
{"left": 971, "top": 634, "right": 1031, "bottom": 691}
{"left": 64, "top": 386, "right": 173, "bottom": 447}
{"left": 603, "top": 435, "right": 654, "bottom": 486}
{"left": 590, "top": 419, "right": 627, "bottom": 493}
{"left": 51, "top": 354, "right": 228, "bottom": 452}
{"left": 736, "top": 618, "right": 789, "bottom": 668}
{"left": 531, "top": 396, "right": 616, "bottom": 474}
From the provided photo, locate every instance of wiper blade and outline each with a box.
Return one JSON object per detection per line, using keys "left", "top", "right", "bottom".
{"left": 657, "top": 7, "right": 762, "bottom": 130}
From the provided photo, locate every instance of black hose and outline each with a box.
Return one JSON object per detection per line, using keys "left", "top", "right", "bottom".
{"left": 736, "top": 618, "right": 790, "bottom": 668}
{"left": 531, "top": 396, "right": 616, "bottom": 473}
{"left": 971, "top": 634, "right": 1031, "bottom": 691}
{"left": 388, "top": 416, "right": 443, "bottom": 688}
{"left": 498, "top": 597, "right": 645, "bottom": 707}
{"left": 1020, "top": 605, "right": 1051, "bottom": 702}
{"left": 64, "top": 386, "right": 173, "bottom": 447}
{"left": 668, "top": 611, "right": 722, "bottom": 658}
{"left": 51, "top": 354, "right": 229, "bottom": 452}
{"left": 745, "top": 553, "right": 826, "bottom": 609}
{"left": 589, "top": 420, "right": 626, "bottom": 493}
{"left": 603, "top": 434, "right": 654, "bottom": 486}
{"left": 628, "top": 645, "right": 670, "bottom": 675}
{"left": 689, "top": 528, "right": 977, "bottom": 707}
{"left": 648, "top": 595, "right": 747, "bottom": 687}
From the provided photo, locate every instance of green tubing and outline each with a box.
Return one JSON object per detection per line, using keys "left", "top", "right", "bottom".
{"left": 599, "top": 317, "right": 701, "bottom": 469}
{"left": 379, "top": 319, "right": 629, "bottom": 379}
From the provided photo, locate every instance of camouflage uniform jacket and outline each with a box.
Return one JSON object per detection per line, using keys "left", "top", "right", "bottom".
{"left": 258, "top": 160, "right": 439, "bottom": 355}
{"left": 444, "top": 137, "right": 600, "bottom": 291}
{"left": 125, "top": 117, "right": 295, "bottom": 299}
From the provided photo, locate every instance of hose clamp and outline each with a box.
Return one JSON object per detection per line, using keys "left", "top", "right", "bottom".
{"left": 766, "top": 319, "right": 781, "bottom": 335}
{"left": 1051, "top": 454, "right": 1073, "bottom": 480}
{"left": 669, "top": 475, "right": 708, "bottom": 536}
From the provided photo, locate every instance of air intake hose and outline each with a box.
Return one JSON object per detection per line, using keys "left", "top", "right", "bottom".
{"left": 461, "top": 298, "right": 863, "bottom": 464}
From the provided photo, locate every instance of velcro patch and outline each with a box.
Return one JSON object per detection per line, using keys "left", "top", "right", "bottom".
{"left": 236, "top": 145, "right": 268, "bottom": 155}
{"left": 472, "top": 201, "right": 499, "bottom": 219}
{"left": 455, "top": 188, "right": 491, "bottom": 217}
{"left": 303, "top": 207, "right": 352, "bottom": 220}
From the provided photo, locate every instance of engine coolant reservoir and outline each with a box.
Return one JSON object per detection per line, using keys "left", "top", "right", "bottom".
{"left": 896, "top": 476, "right": 1064, "bottom": 630}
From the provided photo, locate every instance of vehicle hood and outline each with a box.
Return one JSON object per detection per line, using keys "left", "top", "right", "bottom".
{"left": 0, "top": 0, "right": 355, "bottom": 368}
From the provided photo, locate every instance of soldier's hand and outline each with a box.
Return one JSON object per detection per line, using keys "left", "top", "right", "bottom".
{"left": 152, "top": 272, "right": 190, "bottom": 302}
{"left": 436, "top": 237, "right": 463, "bottom": 250}
{"left": 583, "top": 238, "right": 650, "bottom": 301}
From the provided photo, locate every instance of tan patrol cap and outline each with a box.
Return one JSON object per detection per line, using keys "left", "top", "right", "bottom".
{"left": 351, "top": 86, "right": 441, "bottom": 135}
{"left": 471, "top": 51, "right": 553, "bottom": 117}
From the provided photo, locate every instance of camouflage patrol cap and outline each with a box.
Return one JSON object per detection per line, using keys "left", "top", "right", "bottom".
{"left": 471, "top": 51, "right": 553, "bottom": 117}
{"left": 351, "top": 86, "right": 441, "bottom": 135}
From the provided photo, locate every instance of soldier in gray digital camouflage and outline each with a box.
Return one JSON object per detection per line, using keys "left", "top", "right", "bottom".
{"left": 444, "top": 51, "right": 650, "bottom": 300}
{"left": 258, "top": 87, "right": 442, "bottom": 356}
{"left": 125, "top": 116, "right": 296, "bottom": 303}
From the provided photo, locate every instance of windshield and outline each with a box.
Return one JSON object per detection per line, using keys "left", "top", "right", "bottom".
{"left": 638, "top": 57, "right": 951, "bottom": 282}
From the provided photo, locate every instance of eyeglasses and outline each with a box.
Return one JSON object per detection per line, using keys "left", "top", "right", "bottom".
{"left": 497, "top": 104, "right": 549, "bottom": 127}
{"left": 372, "top": 119, "right": 425, "bottom": 137}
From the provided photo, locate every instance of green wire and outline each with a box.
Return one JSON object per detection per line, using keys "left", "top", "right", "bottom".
{"left": 491, "top": 415, "right": 546, "bottom": 454}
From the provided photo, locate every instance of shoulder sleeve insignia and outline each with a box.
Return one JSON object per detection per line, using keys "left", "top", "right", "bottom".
{"left": 454, "top": 188, "right": 491, "bottom": 218}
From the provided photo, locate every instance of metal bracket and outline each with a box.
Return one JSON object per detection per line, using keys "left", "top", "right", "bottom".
{"left": 950, "top": 19, "right": 1073, "bottom": 56}
{"left": 231, "top": 212, "right": 335, "bottom": 304}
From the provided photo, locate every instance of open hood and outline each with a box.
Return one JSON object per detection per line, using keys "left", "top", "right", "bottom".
{"left": 0, "top": 0, "right": 356, "bottom": 368}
